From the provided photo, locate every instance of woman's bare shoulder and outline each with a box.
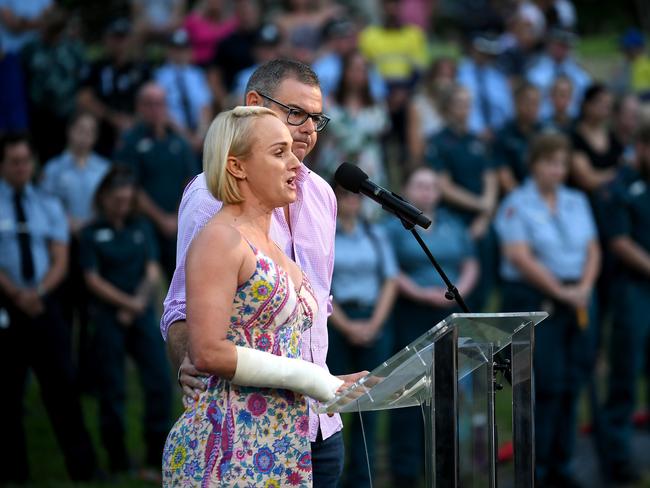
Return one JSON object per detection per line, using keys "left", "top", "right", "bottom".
{"left": 187, "top": 219, "right": 244, "bottom": 267}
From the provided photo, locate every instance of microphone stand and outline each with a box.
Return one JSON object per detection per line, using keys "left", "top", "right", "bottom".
{"left": 399, "top": 216, "right": 511, "bottom": 488}
{"left": 400, "top": 218, "right": 469, "bottom": 312}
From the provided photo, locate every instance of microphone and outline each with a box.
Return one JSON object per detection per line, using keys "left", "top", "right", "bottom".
{"left": 334, "top": 162, "right": 431, "bottom": 229}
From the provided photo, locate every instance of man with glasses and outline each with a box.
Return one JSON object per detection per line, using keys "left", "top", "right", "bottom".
{"left": 161, "top": 59, "right": 361, "bottom": 487}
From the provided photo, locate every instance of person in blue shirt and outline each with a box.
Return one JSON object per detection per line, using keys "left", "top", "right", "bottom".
{"left": 114, "top": 82, "right": 198, "bottom": 279}
{"left": 79, "top": 164, "right": 171, "bottom": 478}
{"left": 384, "top": 166, "right": 479, "bottom": 486}
{"left": 41, "top": 111, "right": 111, "bottom": 234}
{"left": 457, "top": 33, "right": 514, "bottom": 141}
{"left": 327, "top": 182, "right": 398, "bottom": 488}
{"left": 592, "top": 124, "right": 650, "bottom": 484}
{"left": 495, "top": 132, "right": 601, "bottom": 488}
{"left": 426, "top": 84, "right": 499, "bottom": 311}
{"left": 526, "top": 28, "right": 591, "bottom": 121}
{"left": 0, "top": 134, "right": 98, "bottom": 483}
{"left": 155, "top": 28, "right": 213, "bottom": 153}
{"left": 41, "top": 110, "right": 111, "bottom": 390}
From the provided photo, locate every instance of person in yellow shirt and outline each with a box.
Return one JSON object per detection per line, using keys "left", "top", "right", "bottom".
{"left": 358, "top": 0, "right": 428, "bottom": 83}
{"left": 359, "top": 0, "right": 428, "bottom": 169}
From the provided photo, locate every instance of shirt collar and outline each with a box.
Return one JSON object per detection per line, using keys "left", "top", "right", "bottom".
{"left": 0, "top": 179, "right": 35, "bottom": 198}
{"left": 524, "top": 178, "right": 568, "bottom": 205}
{"left": 296, "top": 162, "right": 310, "bottom": 183}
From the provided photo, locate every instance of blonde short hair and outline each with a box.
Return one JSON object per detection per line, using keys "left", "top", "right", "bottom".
{"left": 203, "top": 106, "right": 278, "bottom": 204}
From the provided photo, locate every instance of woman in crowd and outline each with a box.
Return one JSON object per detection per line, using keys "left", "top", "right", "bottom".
{"left": 495, "top": 132, "right": 601, "bottom": 488}
{"left": 183, "top": 0, "right": 237, "bottom": 66}
{"left": 319, "top": 50, "right": 390, "bottom": 217}
{"left": 570, "top": 83, "right": 624, "bottom": 193}
{"left": 41, "top": 110, "right": 111, "bottom": 390}
{"left": 426, "top": 84, "right": 498, "bottom": 311}
{"left": 162, "top": 107, "right": 343, "bottom": 486}
{"left": 406, "top": 56, "right": 456, "bottom": 166}
{"left": 79, "top": 164, "right": 171, "bottom": 479}
{"left": 384, "top": 166, "right": 479, "bottom": 486}
{"left": 327, "top": 183, "right": 398, "bottom": 488}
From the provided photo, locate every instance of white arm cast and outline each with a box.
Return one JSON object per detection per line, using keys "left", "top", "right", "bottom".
{"left": 232, "top": 346, "right": 344, "bottom": 402}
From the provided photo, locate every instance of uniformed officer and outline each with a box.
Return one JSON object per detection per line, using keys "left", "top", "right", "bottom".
{"left": 328, "top": 183, "right": 399, "bottom": 488}
{"left": 79, "top": 164, "right": 171, "bottom": 478}
{"left": 495, "top": 132, "right": 601, "bottom": 488}
{"left": 426, "top": 84, "right": 498, "bottom": 311}
{"left": 383, "top": 167, "right": 479, "bottom": 486}
{"left": 594, "top": 124, "right": 650, "bottom": 484}
{"left": 114, "top": 82, "right": 198, "bottom": 279}
{"left": 494, "top": 82, "right": 542, "bottom": 194}
{"left": 41, "top": 111, "right": 111, "bottom": 388}
{"left": 0, "top": 134, "right": 98, "bottom": 483}
{"left": 77, "top": 18, "right": 151, "bottom": 157}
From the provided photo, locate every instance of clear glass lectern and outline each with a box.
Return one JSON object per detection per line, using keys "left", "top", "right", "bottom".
{"left": 316, "top": 312, "right": 548, "bottom": 487}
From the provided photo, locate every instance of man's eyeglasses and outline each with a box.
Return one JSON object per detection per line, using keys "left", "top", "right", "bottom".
{"left": 258, "top": 93, "right": 330, "bottom": 132}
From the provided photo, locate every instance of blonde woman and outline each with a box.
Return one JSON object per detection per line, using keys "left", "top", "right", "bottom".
{"left": 162, "top": 106, "right": 342, "bottom": 487}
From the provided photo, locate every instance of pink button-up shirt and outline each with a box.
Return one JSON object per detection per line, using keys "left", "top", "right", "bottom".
{"left": 161, "top": 165, "right": 342, "bottom": 442}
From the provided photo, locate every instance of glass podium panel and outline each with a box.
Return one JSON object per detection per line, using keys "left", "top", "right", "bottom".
{"left": 316, "top": 312, "right": 547, "bottom": 414}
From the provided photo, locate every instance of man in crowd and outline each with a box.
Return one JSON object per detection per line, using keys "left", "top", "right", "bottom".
{"left": 114, "top": 82, "right": 198, "bottom": 280}
{"left": 0, "top": 134, "right": 98, "bottom": 483}
{"left": 595, "top": 124, "right": 650, "bottom": 484}
{"left": 77, "top": 18, "right": 151, "bottom": 156}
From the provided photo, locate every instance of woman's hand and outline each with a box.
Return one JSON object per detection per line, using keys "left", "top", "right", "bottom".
{"left": 343, "top": 319, "right": 381, "bottom": 347}
{"left": 559, "top": 284, "right": 591, "bottom": 309}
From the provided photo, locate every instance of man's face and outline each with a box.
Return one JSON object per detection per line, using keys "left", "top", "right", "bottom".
{"left": 1, "top": 142, "right": 34, "bottom": 189}
{"left": 264, "top": 78, "right": 323, "bottom": 162}
{"left": 138, "top": 86, "right": 168, "bottom": 126}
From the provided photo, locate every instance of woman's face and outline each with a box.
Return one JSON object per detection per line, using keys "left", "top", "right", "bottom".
{"left": 532, "top": 149, "right": 568, "bottom": 190}
{"left": 240, "top": 115, "right": 301, "bottom": 208}
{"left": 585, "top": 91, "right": 613, "bottom": 123}
{"left": 447, "top": 89, "right": 471, "bottom": 127}
{"left": 405, "top": 168, "right": 440, "bottom": 211}
{"left": 68, "top": 115, "right": 98, "bottom": 152}
{"left": 102, "top": 185, "right": 135, "bottom": 222}
{"left": 516, "top": 88, "right": 541, "bottom": 124}
{"left": 336, "top": 188, "right": 362, "bottom": 219}
{"left": 551, "top": 80, "right": 572, "bottom": 113}
{"left": 344, "top": 53, "right": 369, "bottom": 90}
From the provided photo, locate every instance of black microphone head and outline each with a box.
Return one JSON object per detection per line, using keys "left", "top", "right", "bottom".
{"left": 334, "top": 162, "right": 368, "bottom": 194}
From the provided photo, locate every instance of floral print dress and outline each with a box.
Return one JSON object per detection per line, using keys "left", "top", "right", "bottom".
{"left": 163, "top": 244, "right": 318, "bottom": 487}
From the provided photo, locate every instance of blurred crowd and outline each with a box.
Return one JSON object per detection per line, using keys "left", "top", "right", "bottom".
{"left": 2, "top": 0, "right": 650, "bottom": 486}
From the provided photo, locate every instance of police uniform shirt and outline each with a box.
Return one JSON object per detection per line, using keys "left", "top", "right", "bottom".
{"left": 79, "top": 217, "right": 158, "bottom": 295}
{"left": 114, "top": 123, "right": 198, "bottom": 213}
{"left": 493, "top": 121, "right": 541, "bottom": 184}
{"left": 597, "top": 168, "right": 650, "bottom": 257}
{"left": 154, "top": 63, "right": 212, "bottom": 131}
{"left": 383, "top": 209, "right": 475, "bottom": 289}
{"left": 426, "top": 126, "right": 495, "bottom": 222}
{"left": 41, "top": 151, "right": 111, "bottom": 221}
{"left": 0, "top": 180, "right": 69, "bottom": 288}
{"left": 332, "top": 221, "right": 398, "bottom": 307}
{"left": 457, "top": 58, "right": 514, "bottom": 135}
{"left": 495, "top": 178, "right": 597, "bottom": 282}
{"left": 80, "top": 60, "right": 151, "bottom": 114}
